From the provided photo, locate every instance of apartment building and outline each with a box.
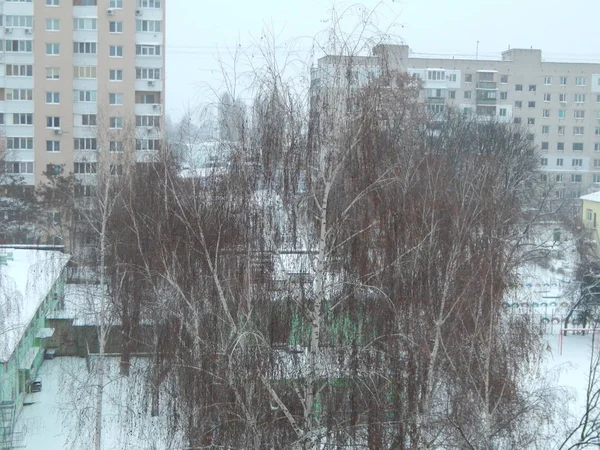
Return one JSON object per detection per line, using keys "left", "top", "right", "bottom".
{"left": 312, "top": 44, "right": 600, "bottom": 198}
{"left": 1, "top": 0, "right": 165, "bottom": 191}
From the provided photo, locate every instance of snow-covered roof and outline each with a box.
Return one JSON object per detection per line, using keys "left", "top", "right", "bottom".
{"left": 0, "top": 249, "right": 70, "bottom": 362}
{"left": 580, "top": 191, "right": 600, "bottom": 203}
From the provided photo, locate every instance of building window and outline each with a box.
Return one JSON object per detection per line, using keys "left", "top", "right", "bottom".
{"left": 6, "top": 64, "right": 33, "bottom": 77}
{"left": 465, "top": 74, "right": 472, "bottom": 83}
{"left": 571, "top": 174, "right": 582, "bottom": 183}
{"left": 556, "top": 174, "right": 563, "bottom": 183}
{"left": 12, "top": 113, "right": 32, "bottom": 125}
{"left": 543, "top": 93, "right": 551, "bottom": 102}
{"left": 574, "top": 126, "right": 584, "bottom": 135}
{"left": 45, "top": 18, "right": 60, "bottom": 31}
{"left": 46, "top": 43, "right": 60, "bottom": 55}
{"left": 109, "top": 93, "right": 124, "bottom": 105}
{"left": 499, "top": 108, "right": 507, "bottom": 117}
{"left": 515, "top": 84, "right": 523, "bottom": 91}
{"left": 526, "top": 134, "right": 534, "bottom": 141}
{"left": 46, "top": 67, "right": 60, "bottom": 79}
{"left": 560, "top": 76, "right": 567, "bottom": 86}
{"left": 6, "top": 89, "right": 33, "bottom": 100}
{"left": 558, "top": 126, "right": 565, "bottom": 135}
{"left": 464, "top": 91, "right": 471, "bottom": 99}
{"left": 46, "top": 0, "right": 60, "bottom": 5}
{"left": 73, "top": 138, "right": 97, "bottom": 150}
{"left": 500, "top": 91, "right": 507, "bottom": 100}
{"left": 74, "top": 66, "right": 97, "bottom": 79}
{"left": 559, "top": 94, "right": 567, "bottom": 103}
{"left": 110, "top": 117, "right": 124, "bottom": 129}
{"left": 595, "top": 142, "right": 600, "bottom": 152}
{"left": 74, "top": 90, "right": 97, "bottom": 102}
{"left": 572, "top": 190, "right": 581, "bottom": 198}
{"left": 109, "top": 21, "right": 123, "bottom": 33}
{"left": 573, "top": 143, "right": 584, "bottom": 151}
{"left": 541, "top": 174, "right": 548, "bottom": 182}
{"left": 514, "top": 100, "right": 522, "bottom": 108}
{"left": 110, "top": 164, "right": 123, "bottom": 176}
{"left": 448, "top": 90, "right": 456, "bottom": 99}
{"left": 5, "top": 162, "right": 33, "bottom": 174}
{"left": 597, "top": 94, "right": 600, "bottom": 103}
{"left": 46, "top": 164, "right": 62, "bottom": 176}
{"left": 46, "top": 92, "right": 60, "bottom": 104}
{"left": 528, "top": 117, "right": 535, "bottom": 125}
{"left": 109, "top": 45, "right": 123, "bottom": 57}
{"left": 576, "top": 76, "right": 587, "bottom": 86}
{"left": 574, "top": 110, "right": 585, "bottom": 119}
{"left": 500, "top": 75, "right": 508, "bottom": 83}
{"left": 136, "top": 139, "right": 161, "bottom": 150}
{"left": 572, "top": 159, "right": 583, "bottom": 167}
{"left": 575, "top": 94, "right": 586, "bottom": 103}
{"left": 74, "top": 162, "right": 97, "bottom": 174}
{"left": 541, "top": 158, "right": 548, "bottom": 166}
{"left": 75, "top": 185, "right": 96, "bottom": 198}
{"left": 6, "top": 15, "right": 33, "bottom": 27}
{"left": 595, "top": 159, "right": 600, "bottom": 167}
{"left": 46, "top": 141, "right": 60, "bottom": 152}
{"left": 594, "top": 175, "right": 600, "bottom": 184}
{"left": 136, "top": 20, "right": 162, "bottom": 32}
{"left": 110, "top": 141, "right": 123, "bottom": 152}
{"left": 513, "top": 117, "right": 521, "bottom": 124}
{"left": 73, "top": 18, "right": 97, "bottom": 30}
{"left": 541, "top": 126, "right": 549, "bottom": 134}
{"left": 46, "top": 117, "right": 60, "bottom": 128}
{"left": 73, "top": 42, "right": 97, "bottom": 55}
{"left": 544, "top": 76, "right": 551, "bottom": 85}
{"left": 558, "top": 109, "right": 565, "bottom": 119}
{"left": 81, "top": 114, "right": 97, "bottom": 126}
{"left": 596, "top": 111, "right": 600, "bottom": 120}
{"left": 6, "top": 138, "right": 33, "bottom": 150}
{"left": 109, "top": 69, "right": 123, "bottom": 81}
{"left": 529, "top": 85, "right": 536, "bottom": 92}
{"left": 557, "top": 143, "right": 564, "bottom": 152}
{"left": 137, "top": 0, "right": 162, "bottom": 7}
{"left": 136, "top": 67, "right": 161, "bottom": 80}
{"left": 5, "top": 40, "right": 33, "bottom": 53}
{"left": 136, "top": 115, "right": 161, "bottom": 127}
{"left": 542, "top": 109, "right": 550, "bottom": 118}
{"left": 109, "top": 0, "right": 123, "bottom": 7}
{"left": 557, "top": 158, "right": 564, "bottom": 167}
{"left": 136, "top": 45, "right": 161, "bottom": 56}
{"left": 541, "top": 141, "right": 549, "bottom": 150}
{"left": 528, "top": 101, "right": 535, "bottom": 108}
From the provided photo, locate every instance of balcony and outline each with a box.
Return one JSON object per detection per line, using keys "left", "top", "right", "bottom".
{"left": 476, "top": 96, "right": 497, "bottom": 105}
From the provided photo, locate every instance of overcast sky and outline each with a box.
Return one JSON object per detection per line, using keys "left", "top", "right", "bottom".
{"left": 165, "top": 0, "right": 600, "bottom": 121}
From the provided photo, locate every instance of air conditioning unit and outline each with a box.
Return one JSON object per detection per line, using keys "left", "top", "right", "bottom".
{"left": 135, "top": 9, "right": 142, "bottom": 16}
{"left": 53, "top": 128, "right": 63, "bottom": 135}
{"left": 25, "top": 28, "right": 32, "bottom": 34}
{"left": 147, "top": 80, "right": 155, "bottom": 87}
{"left": 107, "top": 8, "right": 115, "bottom": 15}
{"left": 152, "top": 104, "right": 160, "bottom": 111}
{"left": 5, "top": 28, "right": 12, "bottom": 34}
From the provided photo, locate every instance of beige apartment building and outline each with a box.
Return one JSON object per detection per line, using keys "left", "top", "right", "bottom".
{"left": 312, "top": 44, "right": 600, "bottom": 199}
{"left": 1, "top": 0, "right": 165, "bottom": 190}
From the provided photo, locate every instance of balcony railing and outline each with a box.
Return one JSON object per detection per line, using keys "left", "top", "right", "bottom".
{"left": 476, "top": 82, "right": 498, "bottom": 90}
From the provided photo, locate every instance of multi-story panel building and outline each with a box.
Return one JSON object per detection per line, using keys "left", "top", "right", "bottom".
{"left": 0, "top": 0, "right": 165, "bottom": 189}
{"left": 312, "top": 44, "right": 600, "bottom": 198}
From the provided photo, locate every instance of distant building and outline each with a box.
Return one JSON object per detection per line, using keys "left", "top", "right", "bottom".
{"left": 312, "top": 44, "right": 600, "bottom": 197}
{"left": 0, "top": 0, "right": 166, "bottom": 191}
{"left": 581, "top": 191, "right": 600, "bottom": 255}
{"left": 0, "top": 248, "right": 70, "bottom": 448}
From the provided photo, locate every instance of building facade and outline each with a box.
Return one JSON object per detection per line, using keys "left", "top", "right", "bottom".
{"left": 1, "top": 0, "right": 165, "bottom": 190}
{"left": 312, "top": 44, "right": 600, "bottom": 198}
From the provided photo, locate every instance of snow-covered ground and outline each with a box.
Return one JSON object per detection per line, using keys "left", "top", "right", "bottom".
{"left": 16, "top": 356, "right": 182, "bottom": 449}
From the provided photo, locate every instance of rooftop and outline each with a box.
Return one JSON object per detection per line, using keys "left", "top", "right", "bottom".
{"left": 0, "top": 249, "right": 70, "bottom": 362}
{"left": 580, "top": 191, "right": 600, "bottom": 203}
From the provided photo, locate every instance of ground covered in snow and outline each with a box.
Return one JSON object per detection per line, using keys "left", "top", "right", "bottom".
{"left": 16, "top": 356, "right": 182, "bottom": 449}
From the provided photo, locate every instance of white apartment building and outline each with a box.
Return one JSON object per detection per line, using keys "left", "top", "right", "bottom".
{"left": 0, "top": 0, "right": 165, "bottom": 190}
{"left": 312, "top": 44, "right": 600, "bottom": 199}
